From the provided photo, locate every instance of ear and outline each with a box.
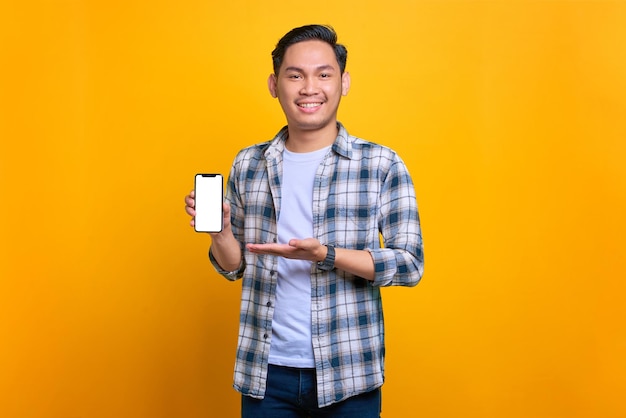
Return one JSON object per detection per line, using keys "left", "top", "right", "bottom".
{"left": 341, "top": 72, "right": 351, "bottom": 96}
{"left": 268, "top": 74, "right": 278, "bottom": 98}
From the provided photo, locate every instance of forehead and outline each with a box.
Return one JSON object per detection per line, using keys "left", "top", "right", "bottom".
{"left": 280, "top": 40, "right": 339, "bottom": 71}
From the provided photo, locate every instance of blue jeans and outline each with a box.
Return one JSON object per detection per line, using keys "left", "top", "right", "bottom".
{"left": 241, "top": 364, "right": 382, "bottom": 418}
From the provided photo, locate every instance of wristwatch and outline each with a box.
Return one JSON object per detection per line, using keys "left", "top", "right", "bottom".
{"left": 316, "top": 244, "right": 336, "bottom": 271}
{"left": 219, "top": 258, "right": 245, "bottom": 280}
{"left": 224, "top": 268, "right": 240, "bottom": 280}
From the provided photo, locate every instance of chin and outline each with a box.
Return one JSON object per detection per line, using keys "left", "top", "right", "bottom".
{"left": 291, "top": 117, "right": 334, "bottom": 131}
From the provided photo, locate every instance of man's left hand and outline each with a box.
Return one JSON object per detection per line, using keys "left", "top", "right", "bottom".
{"left": 246, "top": 238, "right": 327, "bottom": 262}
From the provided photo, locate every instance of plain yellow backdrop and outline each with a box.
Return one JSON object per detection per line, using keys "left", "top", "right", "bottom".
{"left": 1, "top": 1, "right": 625, "bottom": 417}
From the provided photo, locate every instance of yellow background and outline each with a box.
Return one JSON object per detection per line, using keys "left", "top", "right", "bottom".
{"left": 1, "top": 1, "right": 625, "bottom": 417}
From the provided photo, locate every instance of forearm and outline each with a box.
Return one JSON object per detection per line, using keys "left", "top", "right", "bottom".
{"left": 333, "top": 247, "right": 376, "bottom": 282}
{"left": 210, "top": 231, "right": 242, "bottom": 272}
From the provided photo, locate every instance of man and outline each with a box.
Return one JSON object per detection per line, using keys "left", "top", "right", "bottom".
{"left": 185, "top": 24, "right": 423, "bottom": 418}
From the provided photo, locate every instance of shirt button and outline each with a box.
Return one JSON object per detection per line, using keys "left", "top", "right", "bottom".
{"left": 263, "top": 333, "right": 269, "bottom": 339}
{"left": 266, "top": 301, "right": 272, "bottom": 307}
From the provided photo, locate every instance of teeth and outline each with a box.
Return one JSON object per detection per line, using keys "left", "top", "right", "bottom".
{"left": 299, "top": 103, "right": 321, "bottom": 108}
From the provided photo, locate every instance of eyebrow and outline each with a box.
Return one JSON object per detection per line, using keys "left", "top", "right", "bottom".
{"left": 283, "top": 64, "right": 337, "bottom": 73}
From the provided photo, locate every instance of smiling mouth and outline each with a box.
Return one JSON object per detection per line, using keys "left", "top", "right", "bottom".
{"left": 298, "top": 102, "right": 322, "bottom": 108}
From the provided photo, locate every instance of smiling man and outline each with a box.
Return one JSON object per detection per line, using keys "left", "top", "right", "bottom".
{"left": 185, "top": 25, "right": 424, "bottom": 418}
{"left": 267, "top": 37, "right": 350, "bottom": 152}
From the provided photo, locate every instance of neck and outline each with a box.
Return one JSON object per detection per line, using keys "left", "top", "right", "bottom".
{"left": 285, "top": 122, "right": 338, "bottom": 153}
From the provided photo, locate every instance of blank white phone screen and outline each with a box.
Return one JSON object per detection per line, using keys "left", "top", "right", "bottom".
{"left": 194, "top": 174, "right": 223, "bottom": 232}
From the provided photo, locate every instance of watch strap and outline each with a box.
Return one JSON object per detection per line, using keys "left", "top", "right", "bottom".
{"left": 317, "top": 244, "right": 336, "bottom": 271}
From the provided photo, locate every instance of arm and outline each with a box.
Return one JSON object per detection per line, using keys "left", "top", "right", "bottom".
{"left": 368, "top": 157, "right": 424, "bottom": 287}
{"left": 208, "top": 202, "right": 242, "bottom": 272}
{"left": 185, "top": 191, "right": 242, "bottom": 273}
{"left": 334, "top": 247, "right": 375, "bottom": 281}
{"left": 246, "top": 239, "right": 376, "bottom": 281}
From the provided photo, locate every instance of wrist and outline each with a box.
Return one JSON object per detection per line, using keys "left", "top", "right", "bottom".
{"left": 316, "top": 244, "right": 335, "bottom": 271}
{"left": 317, "top": 244, "right": 328, "bottom": 262}
{"left": 209, "top": 227, "right": 234, "bottom": 243}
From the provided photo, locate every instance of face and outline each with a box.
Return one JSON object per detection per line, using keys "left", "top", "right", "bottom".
{"left": 268, "top": 40, "right": 350, "bottom": 135}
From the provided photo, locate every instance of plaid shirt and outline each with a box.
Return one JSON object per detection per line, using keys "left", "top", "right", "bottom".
{"left": 210, "top": 123, "right": 424, "bottom": 407}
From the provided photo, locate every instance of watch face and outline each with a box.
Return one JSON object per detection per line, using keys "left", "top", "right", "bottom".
{"left": 225, "top": 270, "right": 239, "bottom": 279}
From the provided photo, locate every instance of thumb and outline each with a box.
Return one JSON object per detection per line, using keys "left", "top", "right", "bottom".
{"left": 288, "top": 238, "right": 302, "bottom": 248}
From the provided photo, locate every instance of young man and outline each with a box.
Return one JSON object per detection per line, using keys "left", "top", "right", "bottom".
{"left": 185, "top": 24, "right": 424, "bottom": 418}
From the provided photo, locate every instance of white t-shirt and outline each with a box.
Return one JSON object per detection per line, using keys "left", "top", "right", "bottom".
{"left": 268, "top": 145, "right": 330, "bottom": 368}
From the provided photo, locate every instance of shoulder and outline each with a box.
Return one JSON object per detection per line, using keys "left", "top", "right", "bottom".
{"left": 336, "top": 124, "right": 401, "bottom": 162}
{"left": 233, "top": 141, "right": 271, "bottom": 161}
{"left": 344, "top": 134, "right": 405, "bottom": 168}
{"left": 232, "top": 127, "right": 288, "bottom": 166}
{"left": 230, "top": 141, "right": 272, "bottom": 174}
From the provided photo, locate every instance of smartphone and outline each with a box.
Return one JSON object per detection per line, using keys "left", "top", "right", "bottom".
{"left": 194, "top": 174, "right": 223, "bottom": 233}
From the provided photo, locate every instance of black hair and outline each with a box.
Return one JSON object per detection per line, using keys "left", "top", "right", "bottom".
{"left": 271, "top": 24, "right": 348, "bottom": 75}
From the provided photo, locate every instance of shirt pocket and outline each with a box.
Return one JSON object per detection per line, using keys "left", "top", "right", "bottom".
{"left": 331, "top": 192, "right": 380, "bottom": 248}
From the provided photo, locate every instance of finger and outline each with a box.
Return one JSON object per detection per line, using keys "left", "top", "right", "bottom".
{"left": 222, "top": 203, "right": 228, "bottom": 215}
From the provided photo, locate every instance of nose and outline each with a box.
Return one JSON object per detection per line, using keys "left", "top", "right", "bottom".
{"left": 299, "top": 77, "right": 318, "bottom": 95}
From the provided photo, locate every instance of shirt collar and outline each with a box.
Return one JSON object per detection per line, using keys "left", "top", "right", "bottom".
{"left": 264, "top": 122, "right": 353, "bottom": 160}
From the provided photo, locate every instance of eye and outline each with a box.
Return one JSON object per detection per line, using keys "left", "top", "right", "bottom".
{"left": 288, "top": 74, "right": 302, "bottom": 79}
{"left": 320, "top": 73, "right": 330, "bottom": 78}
